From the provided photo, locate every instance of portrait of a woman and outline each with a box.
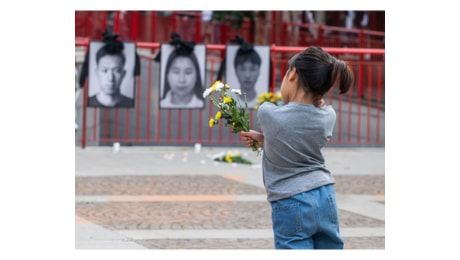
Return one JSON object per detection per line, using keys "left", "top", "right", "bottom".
{"left": 159, "top": 37, "right": 206, "bottom": 109}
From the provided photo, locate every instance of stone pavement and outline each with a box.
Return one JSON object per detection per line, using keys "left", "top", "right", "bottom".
{"left": 75, "top": 145, "right": 384, "bottom": 249}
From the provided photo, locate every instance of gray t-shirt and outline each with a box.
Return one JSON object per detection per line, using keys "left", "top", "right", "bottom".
{"left": 257, "top": 102, "right": 337, "bottom": 202}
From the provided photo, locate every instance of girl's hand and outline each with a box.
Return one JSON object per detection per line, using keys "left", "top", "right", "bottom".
{"left": 240, "top": 130, "right": 264, "bottom": 148}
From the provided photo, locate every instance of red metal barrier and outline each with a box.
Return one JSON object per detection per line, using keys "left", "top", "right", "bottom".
{"left": 75, "top": 40, "right": 384, "bottom": 148}
{"left": 76, "top": 11, "right": 385, "bottom": 50}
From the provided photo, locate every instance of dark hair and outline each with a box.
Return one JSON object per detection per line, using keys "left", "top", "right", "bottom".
{"left": 233, "top": 48, "right": 261, "bottom": 69}
{"left": 288, "top": 46, "right": 354, "bottom": 97}
{"left": 96, "top": 46, "right": 126, "bottom": 66}
{"left": 162, "top": 50, "right": 204, "bottom": 101}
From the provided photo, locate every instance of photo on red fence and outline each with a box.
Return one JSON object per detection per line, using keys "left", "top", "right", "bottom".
{"left": 225, "top": 44, "right": 270, "bottom": 109}
{"left": 159, "top": 42, "right": 206, "bottom": 109}
{"left": 87, "top": 40, "right": 136, "bottom": 108}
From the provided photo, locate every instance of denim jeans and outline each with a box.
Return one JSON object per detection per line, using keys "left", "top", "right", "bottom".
{"left": 270, "top": 184, "right": 343, "bottom": 249}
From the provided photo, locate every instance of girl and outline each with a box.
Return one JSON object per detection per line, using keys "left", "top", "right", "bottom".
{"left": 240, "top": 46, "right": 354, "bottom": 249}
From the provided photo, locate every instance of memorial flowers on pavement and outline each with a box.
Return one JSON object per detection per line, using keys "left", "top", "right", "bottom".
{"left": 203, "top": 80, "right": 261, "bottom": 154}
{"left": 212, "top": 150, "right": 252, "bottom": 165}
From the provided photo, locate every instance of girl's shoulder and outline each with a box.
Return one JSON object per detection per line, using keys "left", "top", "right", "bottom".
{"left": 257, "top": 101, "right": 278, "bottom": 114}
{"left": 259, "top": 101, "right": 277, "bottom": 109}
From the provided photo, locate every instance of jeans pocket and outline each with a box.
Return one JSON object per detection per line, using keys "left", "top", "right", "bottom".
{"left": 272, "top": 201, "right": 302, "bottom": 236}
{"left": 326, "top": 194, "right": 339, "bottom": 225}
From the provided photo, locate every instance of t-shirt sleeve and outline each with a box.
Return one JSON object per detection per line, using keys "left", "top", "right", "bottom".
{"left": 324, "top": 106, "right": 337, "bottom": 139}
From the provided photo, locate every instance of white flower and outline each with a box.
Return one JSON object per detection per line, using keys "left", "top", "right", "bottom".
{"left": 214, "top": 82, "right": 225, "bottom": 92}
{"left": 231, "top": 89, "right": 242, "bottom": 95}
{"left": 202, "top": 87, "right": 212, "bottom": 98}
{"left": 211, "top": 151, "right": 226, "bottom": 160}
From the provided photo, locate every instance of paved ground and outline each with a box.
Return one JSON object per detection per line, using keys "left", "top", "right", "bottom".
{"left": 75, "top": 145, "right": 385, "bottom": 250}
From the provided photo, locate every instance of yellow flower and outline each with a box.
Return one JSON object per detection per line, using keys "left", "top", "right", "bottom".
{"left": 223, "top": 96, "right": 232, "bottom": 103}
{"left": 209, "top": 118, "right": 215, "bottom": 128}
{"left": 215, "top": 111, "right": 222, "bottom": 120}
{"left": 225, "top": 84, "right": 230, "bottom": 89}
{"left": 255, "top": 91, "right": 283, "bottom": 109}
{"left": 225, "top": 153, "right": 233, "bottom": 163}
{"left": 211, "top": 80, "right": 220, "bottom": 91}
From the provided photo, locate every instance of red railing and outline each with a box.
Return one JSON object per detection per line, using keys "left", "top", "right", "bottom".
{"left": 75, "top": 11, "right": 385, "bottom": 50}
{"left": 75, "top": 40, "right": 384, "bottom": 148}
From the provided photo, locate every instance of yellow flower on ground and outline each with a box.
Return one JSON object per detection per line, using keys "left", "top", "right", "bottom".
{"left": 212, "top": 150, "right": 252, "bottom": 164}
{"left": 225, "top": 153, "right": 233, "bottom": 163}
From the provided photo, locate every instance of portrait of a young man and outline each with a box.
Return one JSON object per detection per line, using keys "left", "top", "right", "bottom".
{"left": 88, "top": 41, "right": 136, "bottom": 108}
{"left": 225, "top": 45, "right": 270, "bottom": 109}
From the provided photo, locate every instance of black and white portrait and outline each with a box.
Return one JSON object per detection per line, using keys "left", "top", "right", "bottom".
{"left": 225, "top": 45, "right": 270, "bottom": 109}
{"left": 159, "top": 43, "right": 206, "bottom": 109}
{"left": 88, "top": 41, "right": 136, "bottom": 108}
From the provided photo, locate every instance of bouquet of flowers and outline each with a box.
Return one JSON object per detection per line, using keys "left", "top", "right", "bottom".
{"left": 203, "top": 80, "right": 261, "bottom": 154}
{"left": 212, "top": 150, "right": 252, "bottom": 165}
{"left": 254, "top": 91, "right": 283, "bottom": 109}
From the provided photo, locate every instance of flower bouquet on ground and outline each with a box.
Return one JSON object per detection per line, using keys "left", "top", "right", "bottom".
{"left": 203, "top": 80, "right": 261, "bottom": 154}
{"left": 254, "top": 91, "right": 283, "bottom": 109}
{"left": 212, "top": 150, "right": 252, "bottom": 165}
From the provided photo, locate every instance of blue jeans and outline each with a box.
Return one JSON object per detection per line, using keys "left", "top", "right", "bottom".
{"left": 270, "top": 184, "right": 343, "bottom": 249}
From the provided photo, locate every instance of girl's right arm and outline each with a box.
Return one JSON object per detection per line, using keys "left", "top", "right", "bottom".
{"left": 240, "top": 130, "right": 264, "bottom": 148}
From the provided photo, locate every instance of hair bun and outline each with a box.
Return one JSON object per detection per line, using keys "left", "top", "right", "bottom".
{"left": 101, "top": 29, "right": 124, "bottom": 54}
{"left": 231, "top": 35, "right": 253, "bottom": 54}
{"left": 169, "top": 32, "right": 195, "bottom": 55}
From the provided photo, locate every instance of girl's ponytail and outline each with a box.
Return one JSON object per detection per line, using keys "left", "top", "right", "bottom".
{"left": 330, "top": 59, "right": 354, "bottom": 94}
{"left": 293, "top": 46, "right": 354, "bottom": 97}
